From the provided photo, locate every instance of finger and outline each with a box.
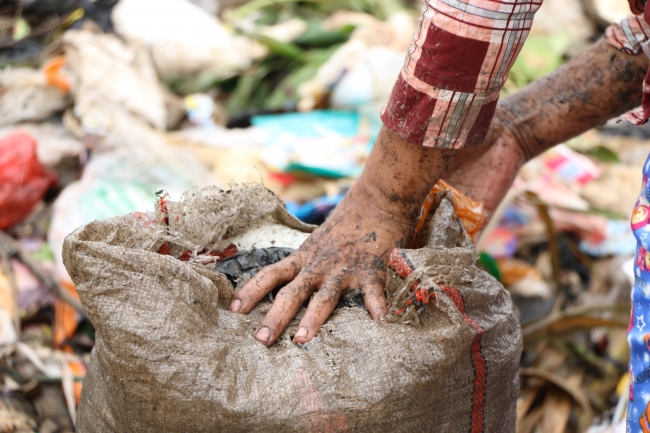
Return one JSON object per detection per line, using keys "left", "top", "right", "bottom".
{"left": 254, "top": 274, "right": 316, "bottom": 347}
{"left": 361, "top": 277, "right": 389, "bottom": 321}
{"left": 294, "top": 278, "right": 345, "bottom": 344}
{"left": 229, "top": 254, "right": 301, "bottom": 313}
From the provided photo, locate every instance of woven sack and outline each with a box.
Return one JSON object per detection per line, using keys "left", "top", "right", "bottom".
{"left": 64, "top": 185, "right": 521, "bottom": 433}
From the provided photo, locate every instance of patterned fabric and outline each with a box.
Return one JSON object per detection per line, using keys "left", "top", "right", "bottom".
{"left": 630, "top": 0, "right": 646, "bottom": 15}
{"left": 604, "top": 12, "right": 650, "bottom": 430}
{"left": 605, "top": 14, "right": 650, "bottom": 55}
{"left": 628, "top": 155, "right": 650, "bottom": 433}
{"left": 381, "top": 0, "right": 542, "bottom": 149}
{"left": 604, "top": 12, "right": 650, "bottom": 125}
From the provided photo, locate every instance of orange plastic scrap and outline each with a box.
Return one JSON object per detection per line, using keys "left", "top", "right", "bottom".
{"left": 413, "top": 179, "right": 486, "bottom": 246}
{"left": 43, "top": 56, "right": 70, "bottom": 94}
{"left": 53, "top": 280, "right": 81, "bottom": 349}
{"left": 68, "top": 361, "right": 86, "bottom": 405}
{"left": 497, "top": 258, "right": 541, "bottom": 286}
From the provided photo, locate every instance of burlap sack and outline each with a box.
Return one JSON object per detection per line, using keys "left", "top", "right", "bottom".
{"left": 64, "top": 185, "right": 521, "bottom": 433}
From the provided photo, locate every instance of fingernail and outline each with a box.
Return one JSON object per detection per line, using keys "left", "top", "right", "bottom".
{"left": 229, "top": 299, "right": 242, "bottom": 313}
{"left": 255, "top": 327, "right": 271, "bottom": 344}
{"left": 294, "top": 327, "right": 309, "bottom": 341}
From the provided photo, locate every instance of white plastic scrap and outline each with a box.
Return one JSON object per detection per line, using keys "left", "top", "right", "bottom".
{"left": 112, "top": 0, "right": 261, "bottom": 79}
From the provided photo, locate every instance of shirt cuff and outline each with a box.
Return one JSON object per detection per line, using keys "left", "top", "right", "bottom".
{"left": 605, "top": 14, "right": 650, "bottom": 56}
{"left": 605, "top": 14, "right": 650, "bottom": 125}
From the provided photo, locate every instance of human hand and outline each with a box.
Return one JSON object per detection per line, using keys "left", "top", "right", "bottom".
{"left": 228, "top": 186, "right": 413, "bottom": 346}
{"left": 229, "top": 126, "right": 457, "bottom": 346}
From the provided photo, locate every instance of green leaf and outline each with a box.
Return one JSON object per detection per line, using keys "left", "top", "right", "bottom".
{"left": 365, "top": 0, "right": 404, "bottom": 19}
{"left": 505, "top": 32, "right": 571, "bottom": 92}
{"left": 31, "top": 243, "right": 56, "bottom": 262}
{"left": 264, "top": 63, "right": 319, "bottom": 110}
{"left": 229, "top": 0, "right": 321, "bottom": 21}
{"left": 294, "top": 23, "right": 354, "bottom": 47}
{"left": 583, "top": 146, "right": 620, "bottom": 163}
{"left": 264, "top": 45, "right": 342, "bottom": 110}
{"left": 61, "top": 8, "right": 85, "bottom": 29}
{"left": 249, "top": 34, "right": 304, "bottom": 59}
{"left": 166, "top": 71, "right": 227, "bottom": 95}
{"left": 226, "top": 67, "right": 271, "bottom": 115}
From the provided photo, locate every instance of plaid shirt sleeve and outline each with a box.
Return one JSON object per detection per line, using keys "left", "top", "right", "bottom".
{"left": 380, "top": 0, "right": 542, "bottom": 149}
{"left": 604, "top": 14, "right": 650, "bottom": 125}
{"left": 605, "top": 14, "right": 650, "bottom": 56}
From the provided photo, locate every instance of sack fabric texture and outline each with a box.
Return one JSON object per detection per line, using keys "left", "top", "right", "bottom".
{"left": 64, "top": 185, "right": 522, "bottom": 433}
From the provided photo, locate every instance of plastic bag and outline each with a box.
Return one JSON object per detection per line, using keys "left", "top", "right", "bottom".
{"left": 414, "top": 179, "right": 486, "bottom": 245}
{"left": 63, "top": 29, "right": 173, "bottom": 132}
{"left": 112, "top": 0, "right": 261, "bottom": 80}
{"left": 48, "top": 149, "right": 213, "bottom": 289}
{"left": 0, "top": 67, "right": 71, "bottom": 126}
{"left": 213, "top": 247, "right": 294, "bottom": 285}
{"left": 0, "top": 131, "right": 57, "bottom": 229}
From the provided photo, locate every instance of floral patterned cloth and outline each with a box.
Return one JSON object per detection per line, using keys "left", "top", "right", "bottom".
{"left": 602, "top": 5, "right": 650, "bottom": 433}
{"left": 628, "top": 155, "right": 650, "bottom": 432}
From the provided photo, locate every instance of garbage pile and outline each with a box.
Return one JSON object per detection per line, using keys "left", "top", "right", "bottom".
{"left": 0, "top": 0, "right": 643, "bottom": 431}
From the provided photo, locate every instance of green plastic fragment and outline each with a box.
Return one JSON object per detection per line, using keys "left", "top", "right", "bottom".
{"left": 477, "top": 252, "right": 502, "bottom": 283}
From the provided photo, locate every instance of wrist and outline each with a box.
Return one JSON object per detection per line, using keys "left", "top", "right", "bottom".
{"left": 345, "top": 179, "right": 421, "bottom": 229}
{"left": 354, "top": 126, "right": 457, "bottom": 223}
{"left": 350, "top": 176, "right": 420, "bottom": 226}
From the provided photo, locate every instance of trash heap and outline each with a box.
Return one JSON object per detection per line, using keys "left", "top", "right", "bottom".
{"left": 0, "top": 0, "right": 643, "bottom": 431}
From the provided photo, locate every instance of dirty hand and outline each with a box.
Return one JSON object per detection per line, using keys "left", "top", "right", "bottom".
{"left": 229, "top": 126, "right": 457, "bottom": 346}
{"left": 229, "top": 187, "right": 412, "bottom": 346}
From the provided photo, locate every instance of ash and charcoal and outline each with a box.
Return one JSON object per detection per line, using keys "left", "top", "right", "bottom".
{"left": 213, "top": 247, "right": 295, "bottom": 285}
{"left": 213, "top": 247, "right": 367, "bottom": 310}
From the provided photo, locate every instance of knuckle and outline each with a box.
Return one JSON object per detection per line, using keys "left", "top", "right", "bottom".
{"left": 314, "top": 289, "right": 336, "bottom": 303}
{"left": 316, "top": 284, "right": 341, "bottom": 302}
{"left": 249, "top": 271, "right": 272, "bottom": 286}
{"left": 234, "top": 287, "right": 253, "bottom": 300}
{"left": 277, "top": 281, "right": 311, "bottom": 300}
{"left": 287, "top": 252, "right": 303, "bottom": 268}
{"left": 362, "top": 288, "right": 386, "bottom": 301}
{"left": 258, "top": 263, "right": 282, "bottom": 277}
{"left": 325, "top": 290, "right": 340, "bottom": 301}
{"left": 264, "top": 314, "right": 288, "bottom": 331}
{"left": 363, "top": 284, "right": 384, "bottom": 294}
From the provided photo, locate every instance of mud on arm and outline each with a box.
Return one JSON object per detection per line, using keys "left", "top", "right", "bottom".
{"left": 444, "top": 33, "right": 650, "bottom": 219}
{"left": 499, "top": 36, "right": 650, "bottom": 161}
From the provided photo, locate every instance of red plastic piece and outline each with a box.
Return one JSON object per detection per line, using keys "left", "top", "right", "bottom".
{"left": 0, "top": 131, "right": 57, "bottom": 229}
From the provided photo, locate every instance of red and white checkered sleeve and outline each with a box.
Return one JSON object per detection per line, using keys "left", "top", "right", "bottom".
{"left": 605, "top": 14, "right": 650, "bottom": 56}
{"left": 604, "top": 14, "right": 650, "bottom": 125}
{"left": 381, "top": 0, "right": 542, "bottom": 149}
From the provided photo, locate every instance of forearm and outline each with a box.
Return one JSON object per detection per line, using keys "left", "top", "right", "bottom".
{"left": 498, "top": 38, "right": 650, "bottom": 161}
{"left": 356, "top": 0, "right": 544, "bottom": 223}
